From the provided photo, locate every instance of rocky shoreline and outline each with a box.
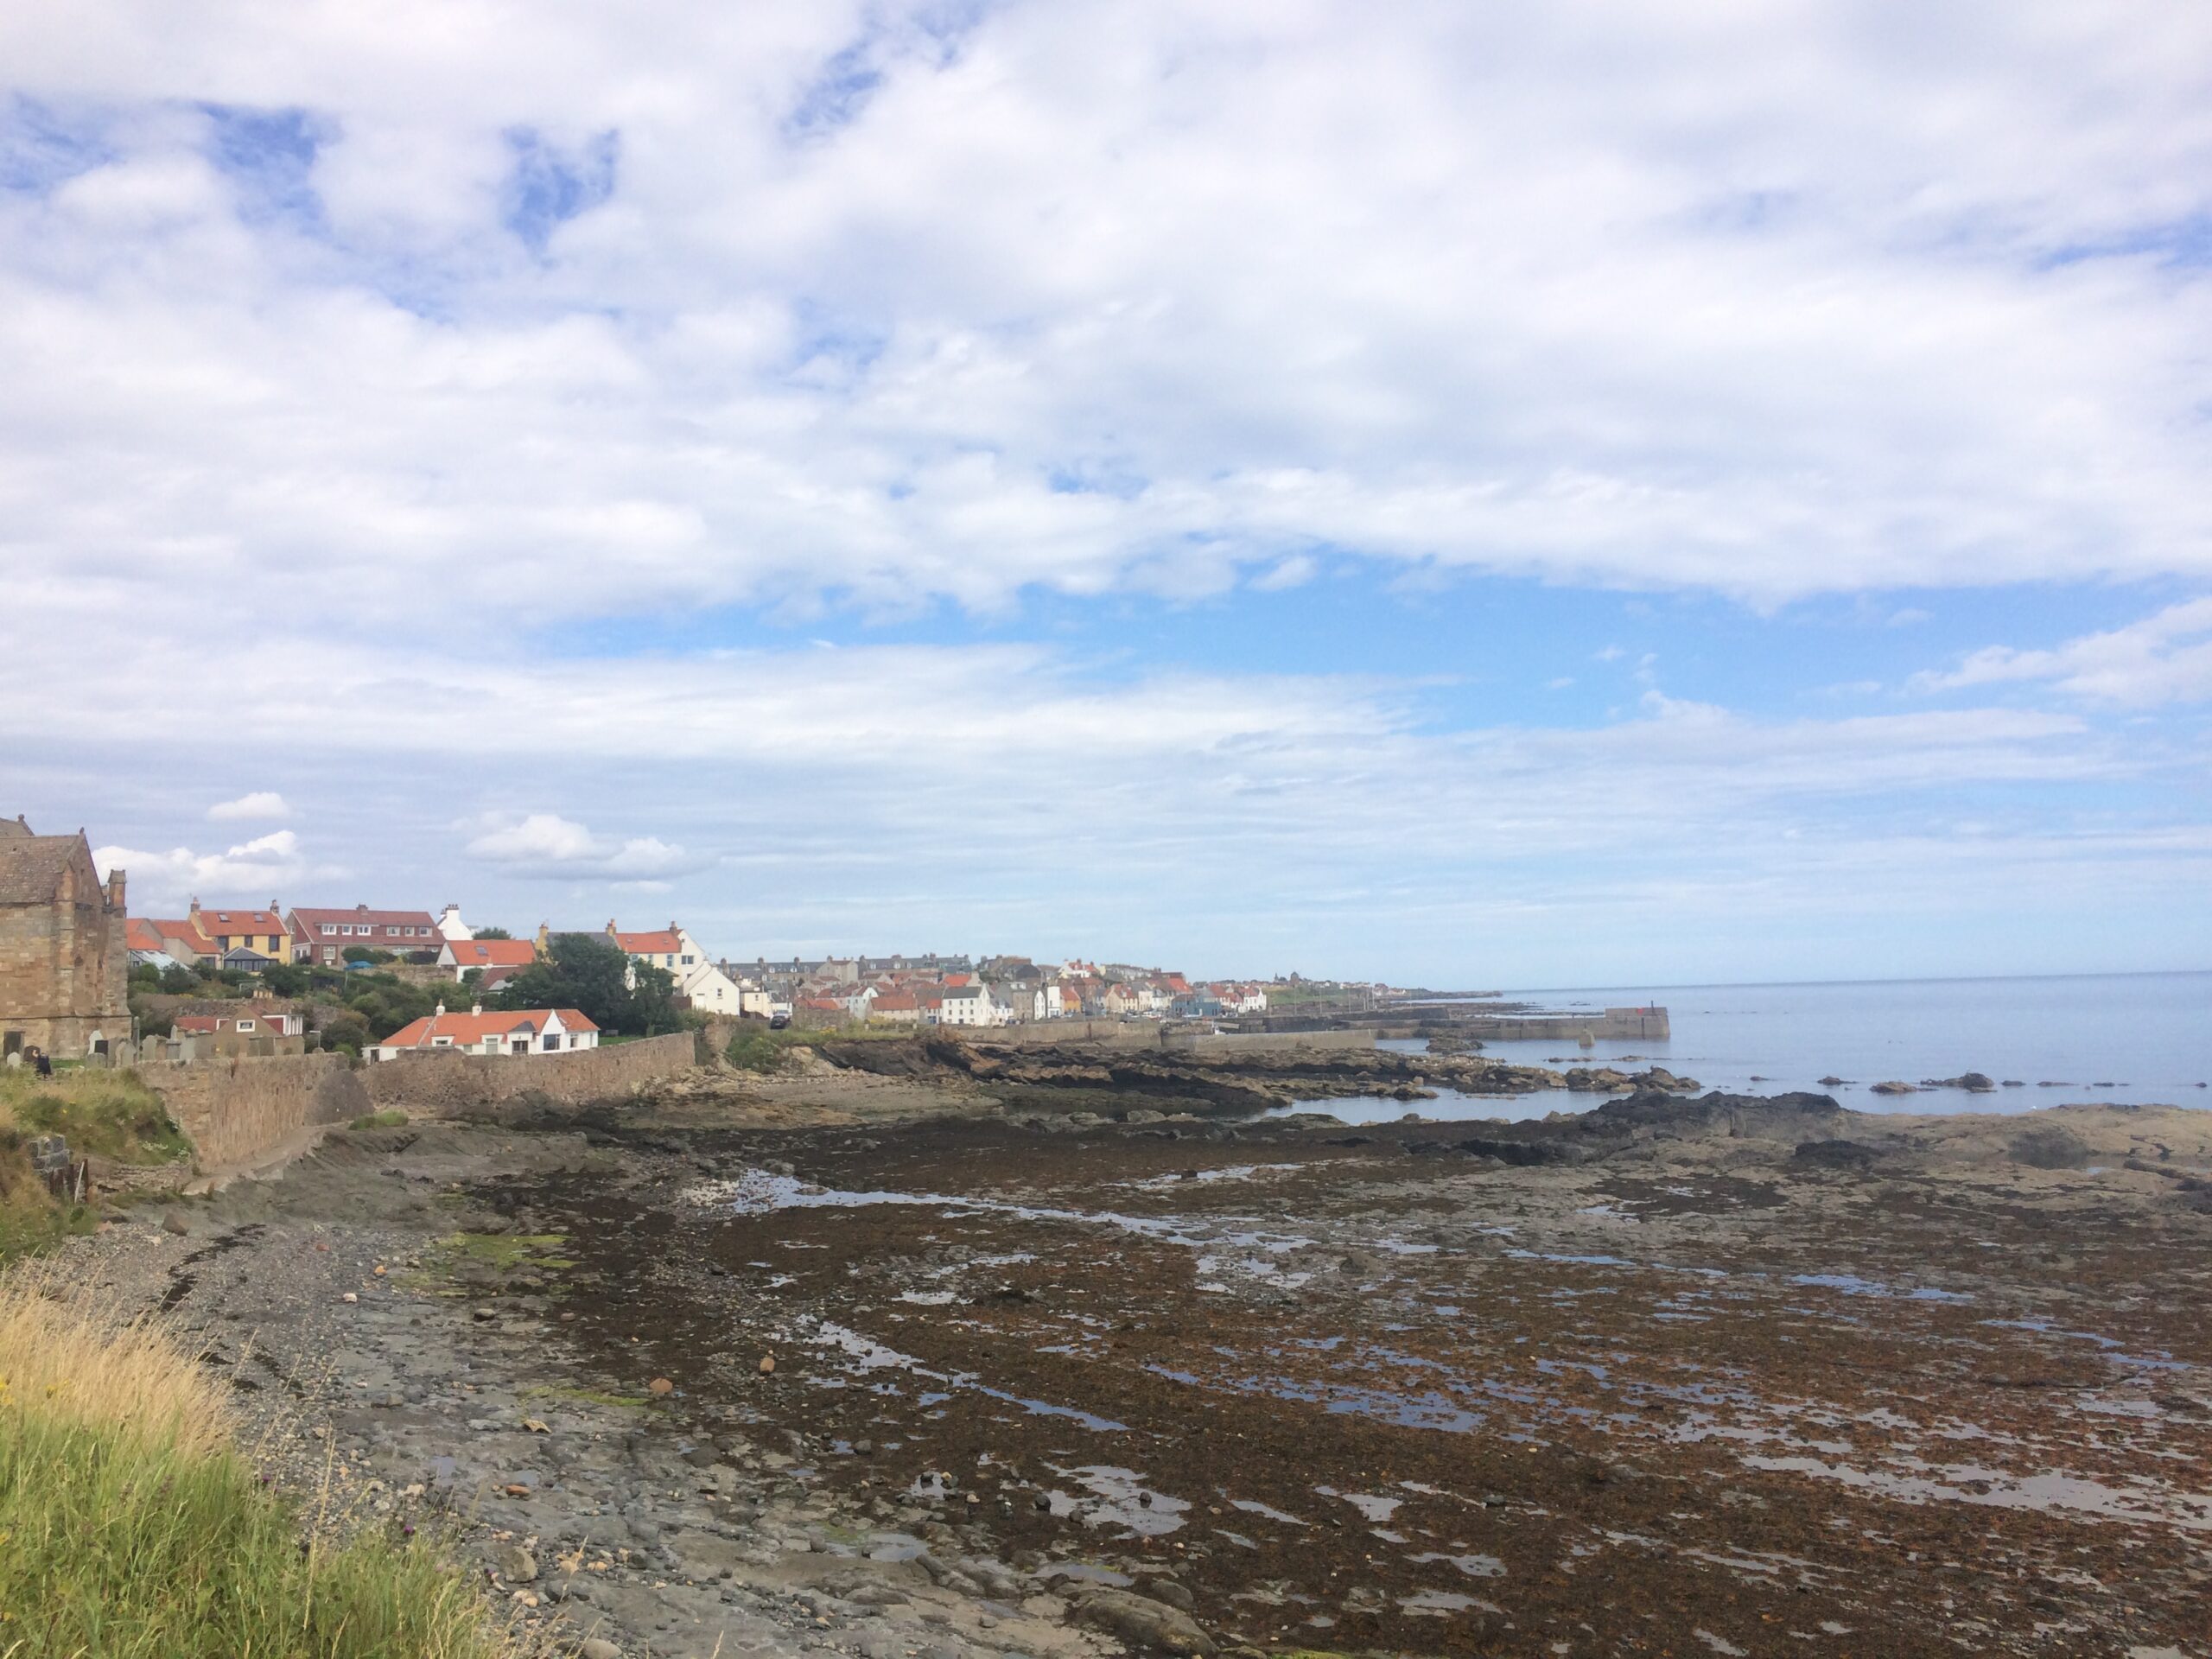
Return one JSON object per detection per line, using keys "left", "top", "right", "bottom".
{"left": 55, "top": 1057, "right": 2212, "bottom": 1657}
{"left": 814, "top": 1033, "right": 1700, "bottom": 1116}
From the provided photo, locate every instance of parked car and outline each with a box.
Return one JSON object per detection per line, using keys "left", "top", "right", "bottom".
{"left": 768, "top": 1012, "right": 790, "bottom": 1029}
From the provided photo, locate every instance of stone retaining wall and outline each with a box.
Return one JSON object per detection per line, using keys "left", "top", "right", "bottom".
{"left": 143, "top": 1053, "right": 371, "bottom": 1170}
{"left": 143, "top": 1031, "right": 700, "bottom": 1171}
{"left": 360, "top": 1032, "right": 697, "bottom": 1115}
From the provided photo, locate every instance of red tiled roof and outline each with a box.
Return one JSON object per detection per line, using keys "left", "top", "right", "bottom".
{"left": 197, "top": 907, "right": 283, "bottom": 933}
{"left": 174, "top": 1014, "right": 222, "bottom": 1034}
{"left": 126, "top": 918, "right": 164, "bottom": 952}
{"left": 872, "top": 991, "right": 918, "bottom": 1011}
{"left": 291, "top": 906, "right": 437, "bottom": 931}
{"left": 613, "top": 931, "right": 682, "bottom": 955}
{"left": 442, "top": 938, "right": 537, "bottom": 968}
{"left": 378, "top": 1007, "right": 596, "bottom": 1048}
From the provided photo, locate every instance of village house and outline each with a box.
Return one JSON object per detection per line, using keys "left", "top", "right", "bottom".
{"left": 124, "top": 916, "right": 186, "bottom": 970}
{"left": 435, "top": 936, "right": 537, "bottom": 988}
{"left": 367, "top": 1002, "right": 598, "bottom": 1061}
{"left": 937, "top": 982, "right": 999, "bottom": 1027}
{"left": 287, "top": 904, "right": 443, "bottom": 965}
{"left": 869, "top": 989, "right": 921, "bottom": 1024}
{"left": 606, "top": 919, "right": 753, "bottom": 1015}
{"left": 174, "top": 1007, "right": 305, "bottom": 1038}
{"left": 170, "top": 1005, "right": 308, "bottom": 1057}
{"left": 0, "top": 817, "right": 131, "bottom": 1060}
{"left": 132, "top": 899, "right": 289, "bottom": 972}
{"left": 435, "top": 904, "right": 473, "bottom": 941}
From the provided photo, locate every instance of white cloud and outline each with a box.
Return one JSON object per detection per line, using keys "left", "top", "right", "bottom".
{"left": 0, "top": 0, "right": 2205, "bottom": 634}
{"left": 1914, "top": 597, "right": 2212, "bottom": 707}
{"left": 462, "top": 812, "right": 709, "bottom": 881}
{"left": 93, "top": 830, "right": 309, "bottom": 910}
{"left": 207, "top": 791, "right": 291, "bottom": 822}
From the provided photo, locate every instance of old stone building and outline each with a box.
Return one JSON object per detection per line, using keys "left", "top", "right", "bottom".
{"left": 0, "top": 816, "right": 130, "bottom": 1059}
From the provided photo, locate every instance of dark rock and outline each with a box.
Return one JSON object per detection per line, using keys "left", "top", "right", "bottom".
{"left": 1076, "top": 1589, "right": 1216, "bottom": 1656}
{"left": 1793, "top": 1139, "right": 1878, "bottom": 1170}
{"left": 2009, "top": 1128, "right": 2092, "bottom": 1170}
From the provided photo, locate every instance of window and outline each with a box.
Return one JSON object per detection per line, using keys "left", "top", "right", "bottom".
{"left": 682, "top": 955, "right": 694, "bottom": 965}
{"left": 542, "top": 1034, "right": 558, "bottom": 1051}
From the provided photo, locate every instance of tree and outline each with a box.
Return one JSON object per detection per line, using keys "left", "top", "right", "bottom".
{"left": 491, "top": 932, "right": 682, "bottom": 1036}
{"left": 319, "top": 1010, "right": 372, "bottom": 1056}
{"left": 260, "top": 962, "right": 308, "bottom": 997}
{"left": 472, "top": 926, "right": 513, "bottom": 940}
{"left": 158, "top": 963, "right": 196, "bottom": 994}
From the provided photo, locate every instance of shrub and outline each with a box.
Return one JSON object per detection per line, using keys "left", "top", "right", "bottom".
{"left": 725, "top": 1024, "right": 790, "bottom": 1073}
{"left": 346, "top": 1109, "right": 410, "bottom": 1131}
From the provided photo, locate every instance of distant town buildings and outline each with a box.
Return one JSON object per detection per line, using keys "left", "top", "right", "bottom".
{"left": 605, "top": 919, "right": 766, "bottom": 1016}
{"left": 9, "top": 803, "right": 1290, "bottom": 1059}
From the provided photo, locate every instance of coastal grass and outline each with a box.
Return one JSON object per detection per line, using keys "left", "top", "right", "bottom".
{"left": 0, "top": 1268, "right": 525, "bottom": 1658}
{"left": 348, "top": 1109, "right": 411, "bottom": 1131}
{"left": 0, "top": 1067, "right": 189, "bottom": 1165}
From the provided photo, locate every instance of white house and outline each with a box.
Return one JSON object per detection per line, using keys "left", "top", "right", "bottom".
{"left": 436, "top": 937, "right": 538, "bottom": 986}
{"left": 607, "top": 920, "right": 751, "bottom": 1015}
{"left": 937, "top": 982, "right": 1000, "bottom": 1027}
{"left": 368, "top": 1003, "right": 599, "bottom": 1061}
{"left": 435, "top": 904, "right": 474, "bottom": 942}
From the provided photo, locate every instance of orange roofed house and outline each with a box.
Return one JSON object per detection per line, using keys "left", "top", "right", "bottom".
{"left": 367, "top": 1003, "right": 598, "bottom": 1062}
{"left": 132, "top": 899, "right": 289, "bottom": 971}
{"left": 435, "top": 936, "right": 538, "bottom": 988}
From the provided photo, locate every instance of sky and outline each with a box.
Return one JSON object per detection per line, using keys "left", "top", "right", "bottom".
{"left": 2, "top": 0, "right": 2209, "bottom": 988}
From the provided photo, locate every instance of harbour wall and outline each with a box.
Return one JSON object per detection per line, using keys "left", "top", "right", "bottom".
{"left": 969, "top": 1021, "right": 1376, "bottom": 1055}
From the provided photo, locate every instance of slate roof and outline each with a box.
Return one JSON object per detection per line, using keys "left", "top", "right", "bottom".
{"left": 0, "top": 834, "right": 87, "bottom": 906}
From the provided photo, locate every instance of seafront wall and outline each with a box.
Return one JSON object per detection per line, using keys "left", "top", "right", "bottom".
{"left": 1452, "top": 1007, "right": 1671, "bottom": 1042}
{"left": 359, "top": 1032, "right": 696, "bottom": 1115}
{"left": 143, "top": 1031, "right": 699, "bottom": 1171}
{"left": 972, "top": 1022, "right": 1376, "bottom": 1055}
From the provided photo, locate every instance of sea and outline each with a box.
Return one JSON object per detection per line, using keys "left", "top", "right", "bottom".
{"left": 1294, "top": 970, "right": 2212, "bottom": 1125}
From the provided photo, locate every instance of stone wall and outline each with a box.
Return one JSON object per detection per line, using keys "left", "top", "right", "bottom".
{"left": 359, "top": 1031, "right": 698, "bottom": 1116}
{"left": 143, "top": 1053, "right": 371, "bottom": 1170}
{"left": 144, "top": 1031, "right": 700, "bottom": 1171}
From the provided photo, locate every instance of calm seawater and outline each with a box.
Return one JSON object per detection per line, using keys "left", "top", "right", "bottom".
{"left": 1301, "top": 972, "right": 2212, "bottom": 1125}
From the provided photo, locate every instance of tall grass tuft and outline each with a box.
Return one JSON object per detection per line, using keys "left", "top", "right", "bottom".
{"left": 0, "top": 1266, "right": 527, "bottom": 1657}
